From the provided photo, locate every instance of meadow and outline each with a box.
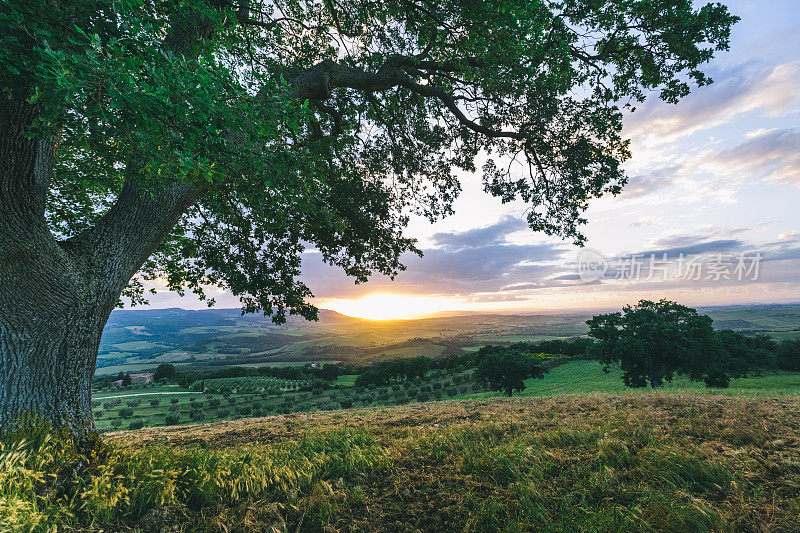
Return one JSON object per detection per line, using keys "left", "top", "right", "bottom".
{"left": 5, "top": 394, "right": 799, "bottom": 531}
{"left": 90, "top": 360, "right": 800, "bottom": 432}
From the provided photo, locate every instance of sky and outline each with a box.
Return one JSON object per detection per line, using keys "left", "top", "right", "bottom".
{"left": 140, "top": 0, "right": 800, "bottom": 319}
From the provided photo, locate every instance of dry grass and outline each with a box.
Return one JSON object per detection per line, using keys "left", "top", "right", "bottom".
{"left": 96, "top": 393, "right": 800, "bottom": 532}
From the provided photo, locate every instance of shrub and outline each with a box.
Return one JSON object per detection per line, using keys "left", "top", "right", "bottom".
{"left": 189, "top": 409, "right": 206, "bottom": 422}
{"left": 777, "top": 339, "right": 800, "bottom": 371}
{"left": 208, "top": 398, "right": 222, "bottom": 409}
{"left": 340, "top": 398, "right": 354, "bottom": 409}
{"left": 110, "top": 419, "right": 122, "bottom": 428}
{"left": 216, "top": 409, "right": 230, "bottom": 418}
{"left": 150, "top": 398, "right": 161, "bottom": 407}
{"left": 238, "top": 405, "right": 252, "bottom": 416}
{"left": 118, "top": 408, "right": 134, "bottom": 419}
{"left": 165, "top": 414, "right": 180, "bottom": 425}
{"left": 91, "top": 400, "right": 101, "bottom": 408}
{"left": 126, "top": 399, "right": 141, "bottom": 407}
{"left": 170, "top": 397, "right": 179, "bottom": 405}
{"left": 128, "top": 419, "right": 145, "bottom": 430}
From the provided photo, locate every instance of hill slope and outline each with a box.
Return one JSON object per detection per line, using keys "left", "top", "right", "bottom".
{"left": 96, "top": 304, "right": 800, "bottom": 375}
{"left": 92, "top": 394, "right": 800, "bottom": 532}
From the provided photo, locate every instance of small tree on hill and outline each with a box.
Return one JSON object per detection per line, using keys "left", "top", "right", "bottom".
{"left": 474, "top": 349, "right": 547, "bottom": 397}
{"left": 154, "top": 364, "right": 177, "bottom": 383}
{"left": 588, "top": 299, "right": 728, "bottom": 389}
{"left": 116, "top": 373, "right": 133, "bottom": 387}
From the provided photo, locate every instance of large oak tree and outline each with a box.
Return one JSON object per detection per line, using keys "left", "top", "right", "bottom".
{"left": 0, "top": 0, "right": 736, "bottom": 437}
{"left": 588, "top": 299, "right": 727, "bottom": 388}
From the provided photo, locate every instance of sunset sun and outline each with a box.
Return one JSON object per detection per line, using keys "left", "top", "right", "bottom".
{"left": 320, "top": 293, "right": 469, "bottom": 320}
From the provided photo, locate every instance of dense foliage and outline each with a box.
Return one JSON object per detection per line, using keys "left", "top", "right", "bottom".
{"left": 0, "top": 0, "right": 738, "bottom": 319}
{"left": 587, "top": 300, "right": 783, "bottom": 389}
{"left": 473, "top": 347, "right": 549, "bottom": 396}
{"left": 777, "top": 339, "right": 800, "bottom": 371}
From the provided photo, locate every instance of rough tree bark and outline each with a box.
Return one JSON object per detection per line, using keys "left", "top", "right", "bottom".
{"left": 0, "top": 97, "right": 198, "bottom": 439}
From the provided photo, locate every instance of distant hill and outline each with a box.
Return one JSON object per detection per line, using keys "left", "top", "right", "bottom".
{"left": 95, "top": 304, "right": 800, "bottom": 375}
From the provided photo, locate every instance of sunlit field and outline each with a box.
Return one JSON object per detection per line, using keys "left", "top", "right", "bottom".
{"left": 5, "top": 394, "right": 799, "bottom": 531}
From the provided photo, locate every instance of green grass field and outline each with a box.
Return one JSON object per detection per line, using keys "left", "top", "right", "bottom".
{"left": 90, "top": 360, "right": 800, "bottom": 432}
{"left": 7, "top": 394, "right": 800, "bottom": 531}
{"left": 454, "top": 360, "right": 800, "bottom": 400}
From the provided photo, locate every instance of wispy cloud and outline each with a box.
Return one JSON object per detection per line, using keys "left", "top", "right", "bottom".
{"left": 708, "top": 128, "right": 800, "bottom": 186}
{"left": 625, "top": 62, "right": 800, "bottom": 142}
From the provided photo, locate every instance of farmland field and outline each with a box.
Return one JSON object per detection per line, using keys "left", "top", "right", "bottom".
{"left": 95, "top": 305, "right": 800, "bottom": 376}
{"left": 91, "top": 359, "right": 800, "bottom": 432}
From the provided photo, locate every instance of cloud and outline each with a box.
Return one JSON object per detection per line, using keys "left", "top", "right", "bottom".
{"left": 623, "top": 166, "right": 682, "bottom": 199}
{"left": 708, "top": 128, "right": 800, "bottom": 187}
{"left": 624, "top": 62, "right": 800, "bottom": 142}
{"left": 635, "top": 239, "right": 746, "bottom": 258}
{"left": 629, "top": 215, "right": 664, "bottom": 228}
{"left": 299, "top": 218, "right": 569, "bottom": 298}
{"left": 430, "top": 215, "right": 528, "bottom": 249}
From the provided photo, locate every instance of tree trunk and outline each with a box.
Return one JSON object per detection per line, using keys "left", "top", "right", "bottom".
{"left": 0, "top": 97, "right": 198, "bottom": 440}
{"left": 0, "top": 301, "right": 115, "bottom": 438}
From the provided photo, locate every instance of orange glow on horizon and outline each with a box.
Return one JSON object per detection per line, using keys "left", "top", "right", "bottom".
{"left": 319, "top": 293, "right": 477, "bottom": 320}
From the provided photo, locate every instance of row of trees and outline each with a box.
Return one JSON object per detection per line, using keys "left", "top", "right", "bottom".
{"left": 171, "top": 362, "right": 342, "bottom": 388}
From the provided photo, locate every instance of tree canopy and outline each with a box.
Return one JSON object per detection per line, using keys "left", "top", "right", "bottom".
{"left": 474, "top": 346, "right": 548, "bottom": 396}
{"left": 1, "top": 0, "right": 737, "bottom": 322}
{"left": 587, "top": 299, "right": 756, "bottom": 389}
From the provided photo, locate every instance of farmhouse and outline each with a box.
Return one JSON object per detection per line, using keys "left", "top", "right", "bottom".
{"left": 129, "top": 372, "right": 155, "bottom": 386}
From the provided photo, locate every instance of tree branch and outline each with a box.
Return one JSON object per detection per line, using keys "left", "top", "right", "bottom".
{"left": 64, "top": 180, "right": 202, "bottom": 302}
{"left": 282, "top": 57, "right": 525, "bottom": 141}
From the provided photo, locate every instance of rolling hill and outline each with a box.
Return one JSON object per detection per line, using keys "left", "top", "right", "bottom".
{"left": 95, "top": 303, "right": 800, "bottom": 375}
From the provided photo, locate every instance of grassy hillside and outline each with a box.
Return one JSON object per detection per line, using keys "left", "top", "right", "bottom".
{"left": 6, "top": 395, "right": 799, "bottom": 531}
{"left": 455, "top": 360, "right": 800, "bottom": 399}
{"left": 90, "top": 360, "right": 800, "bottom": 432}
